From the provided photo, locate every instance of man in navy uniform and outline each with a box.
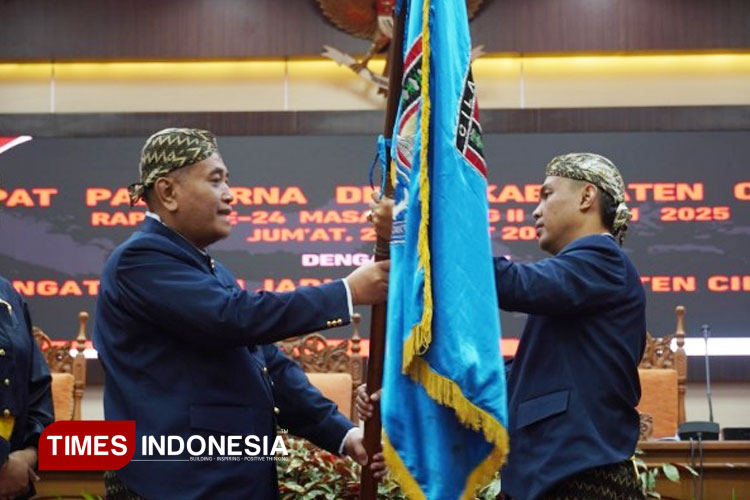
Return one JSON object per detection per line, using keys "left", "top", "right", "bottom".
{"left": 0, "top": 277, "right": 54, "bottom": 500}
{"left": 94, "top": 128, "right": 390, "bottom": 500}
{"left": 493, "top": 153, "right": 645, "bottom": 500}
{"left": 360, "top": 153, "right": 646, "bottom": 500}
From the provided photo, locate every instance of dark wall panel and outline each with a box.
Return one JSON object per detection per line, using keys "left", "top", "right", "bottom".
{"left": 2, "top": 107, "right": 749, "bottom": 138}
{"left": 472, "top": 0, "right": 750, "bottom": 53}
{"left": 1, "top": 0, "right": 748, "bottom": 60}
{"left": 0, "top": 0, "right": 369, "bottom": 60}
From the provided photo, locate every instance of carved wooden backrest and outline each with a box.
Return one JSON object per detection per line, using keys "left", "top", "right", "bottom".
{"left": 32, "top": 311, "right": 89, "bottom": 421}
{"left": 639, "top": 305, "right": 687, "bottom": 425}
{"left": 278, "top": 313, "right": 363, "bottom": 418}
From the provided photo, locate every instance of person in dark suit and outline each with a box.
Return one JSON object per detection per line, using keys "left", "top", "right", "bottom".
{"left": 93, "top": 128, "right": 390, "bottom": 500}
{"left": 0, "top": 277, "right": 54, "bottom": 500}
{"left": 359, "top": 153, "right": 646, "bottom": 500}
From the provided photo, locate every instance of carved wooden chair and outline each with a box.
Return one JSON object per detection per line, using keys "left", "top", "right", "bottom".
{"left": 637, "top": 305, "right": 687, "bottom": 440}
{"left": 277, "top": 313, "right": 364, "bottom": 421}
{"left": 33, "top": 311, "right": 89, "bottom": 421}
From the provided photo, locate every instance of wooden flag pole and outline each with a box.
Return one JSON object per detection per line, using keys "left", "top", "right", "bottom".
{"left": 359, "top": 5, "right": 406, "bottom": 500}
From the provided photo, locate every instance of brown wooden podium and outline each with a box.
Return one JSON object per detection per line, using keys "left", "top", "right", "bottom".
{"left": 638, "top": 440, "right": 750, "bottom": 499}
{"left": 33, "top": 470, "right": 105, "bottom": 499}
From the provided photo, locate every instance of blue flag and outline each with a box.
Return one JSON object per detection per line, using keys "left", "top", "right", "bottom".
{"left": 381, "top": 0, "right": 509, "bottom": 498}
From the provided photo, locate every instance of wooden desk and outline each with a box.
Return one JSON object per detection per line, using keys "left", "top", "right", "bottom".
{"left": 33, "top": 470, "right": 105, "bottom": 499}
{"left": 30, "top": 443, "right": 750, "bottom": 499}
{"left": 638, "top": 440, "right": 750, "bottom": 499}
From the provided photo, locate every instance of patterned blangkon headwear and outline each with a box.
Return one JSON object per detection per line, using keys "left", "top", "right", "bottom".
{"left": 545, "top": 152, "right": 632, "bottom": 245}
{"left": 128, "top": 128, "right": 219, "bottom": 206}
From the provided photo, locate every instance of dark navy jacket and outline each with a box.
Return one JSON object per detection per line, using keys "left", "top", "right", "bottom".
{"left": 495, "top": 234, "right": 646, "bottom": 500}
{"left": 94, "top": 217, "right": 354, "bottom": 500}
{"left": 0, "top": 277, "right": 54, "bottom": 499}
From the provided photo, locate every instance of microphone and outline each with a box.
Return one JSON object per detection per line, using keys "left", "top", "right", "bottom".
{"left": 703, "top": 325, "right": 715, "bottom": 424}
{"left": 678, "top": 325, "right": 720, "bottom": 500}
{"left": 678, "top": 324, "right": 720, "bottom": 441}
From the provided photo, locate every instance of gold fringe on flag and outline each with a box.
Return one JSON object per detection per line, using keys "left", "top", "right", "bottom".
{"left": 408, "top": 357, "right": 509, "bottom": 499}
{"left": 402, "top": 0, "right": 434, "bottom": 374}
{"left": 385, "top": 358, "right": 510, "bottom": 500}
{"left": 382, "top": 432, "right": 428, "bottom": 500}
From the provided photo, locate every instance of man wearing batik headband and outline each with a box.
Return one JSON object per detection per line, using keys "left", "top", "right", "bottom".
{"left": 493, "top": 153, "right": 646, "bottom": 500}
{"left": 542, "top": 152, "right": 633, "bottom": 247}
{"left": 94, "top": 128, "right": 390, "bottom": 500}
{"left": 360, "top": 152, "right": 646, "bottom": 500}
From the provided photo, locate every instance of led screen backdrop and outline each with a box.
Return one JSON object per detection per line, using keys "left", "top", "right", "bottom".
{"left": 0, "top": 132, "right": 747, "bottom": 346}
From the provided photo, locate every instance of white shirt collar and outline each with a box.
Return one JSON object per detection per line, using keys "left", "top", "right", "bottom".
{"left": 145, "top": 211, "right": 209, "bottom": 256}
{"left": 145, "top": 211, "right": 162, "bottom": 223}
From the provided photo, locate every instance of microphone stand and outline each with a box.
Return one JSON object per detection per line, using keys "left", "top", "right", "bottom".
{"left": 678, "top": 324, "right": 721, "bottom": 500}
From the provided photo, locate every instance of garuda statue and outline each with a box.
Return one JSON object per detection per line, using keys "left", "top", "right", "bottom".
{"left": 317, "top": 0, "right": 486, "bottom": 92}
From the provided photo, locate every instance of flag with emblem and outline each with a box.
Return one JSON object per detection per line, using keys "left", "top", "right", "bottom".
{"left": 380, "top": 0, "right": 509, "bottom": 499}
